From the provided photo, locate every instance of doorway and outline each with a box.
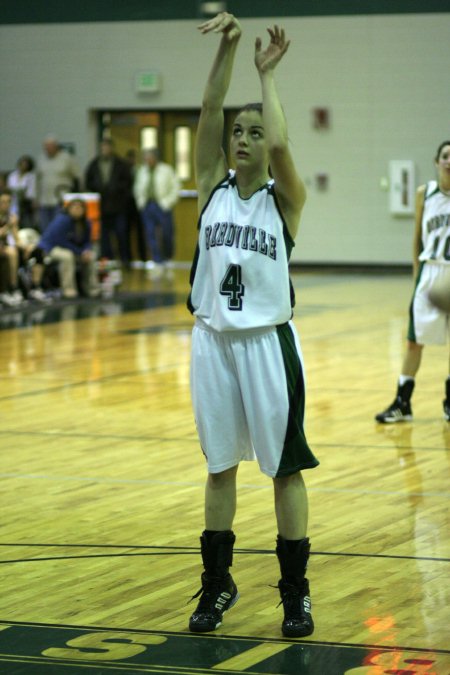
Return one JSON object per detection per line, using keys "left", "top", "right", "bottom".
{"left": 97, "top": 109, "right": 240, "bottom": 263}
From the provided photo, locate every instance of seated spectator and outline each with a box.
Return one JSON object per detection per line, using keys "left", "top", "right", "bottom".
{"left": 16, "top": 228, "right": 49, "bottom": 302}
{"left": 0, "top": 190, "right": 24, "bottom": 307}
{"left": 7, "top": 155, "right": 38, "bottom": 229}
{"left": 39, "top": 198, "right": 99, "bottom": 299}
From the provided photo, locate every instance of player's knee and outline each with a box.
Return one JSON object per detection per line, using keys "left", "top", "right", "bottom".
{"left": 406, "top": 340, "right": 423, "bottom": 353}
{"left": 208, "top": 465, "right": 238, "bottom": 487}
{"left": 273, "top": 470, "right": 304, "bottom": 491}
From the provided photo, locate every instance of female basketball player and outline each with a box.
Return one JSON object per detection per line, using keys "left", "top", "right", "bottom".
{"left": 375, "top": 140, "right": 450, "bottom": 423}
{"left": 187, "top": 13, "right": 319, "bottom": 637}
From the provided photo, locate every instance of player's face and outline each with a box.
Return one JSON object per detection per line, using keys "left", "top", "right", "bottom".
{"left": 230, "top": 110, "right": 269, "bottom": 172}
{"left": 436, "top": 145, "right": 450, "bottom": 181}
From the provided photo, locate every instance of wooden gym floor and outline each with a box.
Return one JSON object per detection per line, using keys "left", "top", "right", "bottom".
{"left": 0, "top": 267, "right": 448, "bottom": 675}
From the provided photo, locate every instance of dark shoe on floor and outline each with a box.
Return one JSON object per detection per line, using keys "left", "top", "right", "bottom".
{"left": 278, "top": 578, "right": 314, "bottom": 638}
{"left": 375, "top": 398, "right": 413, "bottom": 423}
{"left": 189, "top": 572, "right": 239, "bottom": 633}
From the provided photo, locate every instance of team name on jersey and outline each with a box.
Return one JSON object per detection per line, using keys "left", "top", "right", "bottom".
{"left": 426, "top": 213, "right": 450, "bottom": 233}
{"left": 204, "top": 221, "right": 277, "bottom": 260}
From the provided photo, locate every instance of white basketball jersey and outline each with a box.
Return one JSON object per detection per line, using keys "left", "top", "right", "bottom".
{"left": 419, "top": 181, "right": 450, "bottom": 264}
{"left": 188, "top": 171, "right": 295, "bottom": 331}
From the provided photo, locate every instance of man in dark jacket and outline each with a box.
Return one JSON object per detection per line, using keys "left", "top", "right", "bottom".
{"left": 85, "top": 139, "right": 132, "bottom": 264}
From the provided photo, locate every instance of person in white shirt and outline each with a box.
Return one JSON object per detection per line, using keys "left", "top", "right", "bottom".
{"left": 133, "top": 148, "right": 180, "bottom": 277}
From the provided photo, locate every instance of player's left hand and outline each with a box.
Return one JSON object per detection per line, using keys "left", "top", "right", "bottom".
{"left": 254, "top": 25, "right": 290, "bottom": 74}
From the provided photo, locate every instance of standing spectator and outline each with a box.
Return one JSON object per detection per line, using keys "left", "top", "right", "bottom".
{"left": 375, "top": 140, "right": 450, "bottom": 423}
{"left": 85, "top": 139, "right": 132, "bottom": 265}
{"left": 36, "top": 135, "right": 80, "bottom": 231}
{"left": 6, "top": 155, "right": 38, "bottom": 229}
{"left": 39, "top": 198, "right": 98, "bottom": 299}
{"left": 125, "top": 148, "right": 147, "bottom": 265}
{"left": 186, "top": 14, "right": 319, "bottom": 638}
{"left": 133, "top": 148, "right": 180, "bottom": 278}
{"left": 0, "top": 190, "right": 24, "bottom": 306}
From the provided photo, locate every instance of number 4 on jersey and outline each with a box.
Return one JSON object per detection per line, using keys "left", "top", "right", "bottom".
{"left": 220, "top": 264, "right": 245, "bottom": 310}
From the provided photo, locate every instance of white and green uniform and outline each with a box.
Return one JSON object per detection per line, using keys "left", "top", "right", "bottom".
{"left": 188, "top": 171, "right": 318, "bottom": 477}
{"left": 188, "top": 170, "right": 294, "bottom": 331}
{"left": 419, "top": 181, "right": 450, "bottom": 263}
{"left": 409, "top": 180, "right": 450, "bottom": 345}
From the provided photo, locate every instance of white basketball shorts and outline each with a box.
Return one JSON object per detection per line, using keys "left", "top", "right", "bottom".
{"left": 408, "top": 262, "right": 450, "bottom": 345}
{"left": 190, "top": 318, "right": 319, "bottom": 478}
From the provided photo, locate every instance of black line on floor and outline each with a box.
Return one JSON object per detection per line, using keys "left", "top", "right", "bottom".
{"left": 0, "top": 544, "right": 448, "bottom": 564}
{"left": 0, "top": 654, "right": 208, "bottom": 674}
{"left": 0, "top": 360, "right": 187, "bottom": 403}
{"left": 0, "top": 429, "right": 198, "bottom": 443}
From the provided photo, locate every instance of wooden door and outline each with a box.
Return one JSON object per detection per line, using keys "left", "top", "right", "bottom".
{"left": 163, "top": 111, "right": 200, "bottom": 263}
{"left": 102, "top": 108, "right": 241, "bottom": 263}
{"left": 103, "top": 109, "right": 199, "bottom": 263}
{"left": 165, "top": 108, "right": 241, "bottom": 262}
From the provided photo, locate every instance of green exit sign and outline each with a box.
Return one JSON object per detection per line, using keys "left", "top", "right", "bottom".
{"left": 135, "top": 71, "right": 161, "bottom": 94}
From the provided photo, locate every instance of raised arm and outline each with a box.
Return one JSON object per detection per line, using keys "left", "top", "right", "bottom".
{"left": 195, "top": 13, "right": 241, "bottom": 212}
{"left": 255, "top": 26, "right": 306, "bottom": 239}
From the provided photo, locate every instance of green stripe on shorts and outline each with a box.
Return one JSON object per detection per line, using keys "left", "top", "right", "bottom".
{"left": 275, "top": 323, "right": 319, "bottom": 477}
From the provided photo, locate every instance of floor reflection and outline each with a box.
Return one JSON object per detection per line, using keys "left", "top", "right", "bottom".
{"left": 0, "top": 291, "right": 183, "bottom": 330}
